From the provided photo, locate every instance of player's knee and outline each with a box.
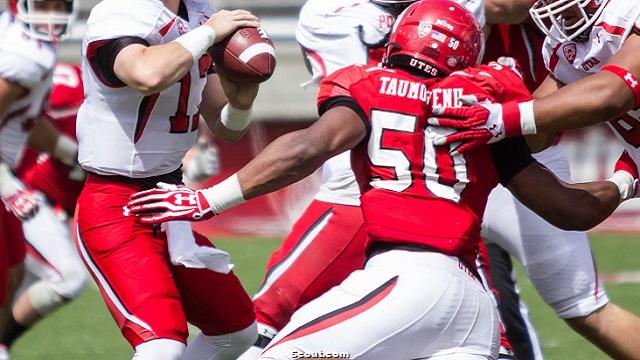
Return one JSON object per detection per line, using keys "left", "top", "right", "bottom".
{"left": 133, "top": 339, "right": 185, "bottom": 360}
{"left": 56, "top": 263, "right": 88, "bottom": 299}
{"left": 229, "top": 321, "right": 259, "bottom": 351}
{"left": 27, "top": 281, "right": 68, "bottom": 316}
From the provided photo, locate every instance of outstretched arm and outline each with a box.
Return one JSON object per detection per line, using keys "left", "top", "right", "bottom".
{"left": 431, "top": 33, "right": 640, "bottom": 152}
{"left": 126, "top": 106, "right": 367, "bottom": 223}
{"left": 507, "top": 163, "right": 626, "bottom": 231}
{"left": 238, "top": 106, "right": 366, "bottom": 200}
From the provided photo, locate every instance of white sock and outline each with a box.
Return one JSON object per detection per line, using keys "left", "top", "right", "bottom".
{"left": 132, "top": 339, "right": 185, "bottom": 360}
{"left": 183, "top": 322, "right": 258, "bottom": 360}
{"left": 237, "top": 345, "right": 266, "bottom": 360}
{"left": 237, "top": 323, "right": 278, "bottom": 360}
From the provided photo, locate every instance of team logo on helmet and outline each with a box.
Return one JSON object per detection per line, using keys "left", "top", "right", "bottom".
{"left": 563, "top": 43, "right": 577, "bottom": 64}
{"left": 418, "top": 21, "right": 432, "bottom": 38}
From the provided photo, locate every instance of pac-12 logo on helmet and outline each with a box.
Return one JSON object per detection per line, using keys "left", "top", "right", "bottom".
{"left": 8, "top": 0, "right": 76, "bottom": 42}
{"left": 530, "top": 0, "right": 605, "bottom": 43}
{"left": 383, "top": 0, "right": 484, "bottom": 77}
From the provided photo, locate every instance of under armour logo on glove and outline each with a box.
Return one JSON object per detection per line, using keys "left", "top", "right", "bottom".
{"left": 173, "top": 193, "right": 198, "bottom": 206}
{"left": 125, "top": 182, "right": 215, "bottom": 224}
{"left": 1, "top": 189, "right": 42, "bottom": 220}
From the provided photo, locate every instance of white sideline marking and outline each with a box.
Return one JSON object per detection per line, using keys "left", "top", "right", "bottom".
{"left": 601, "top": 271, "right": 640, "bottom": 284}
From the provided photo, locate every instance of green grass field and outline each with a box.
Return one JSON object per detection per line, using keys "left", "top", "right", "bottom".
{"left": 11, "top": 235, "right": 640, "bottom": 359}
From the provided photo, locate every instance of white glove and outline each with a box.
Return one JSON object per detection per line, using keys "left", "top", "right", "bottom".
{"left": 184, "top": 141, "right": 220, "bottom": 182}
{"left": 0, "top": 162, "right": 41, "bottom": 219}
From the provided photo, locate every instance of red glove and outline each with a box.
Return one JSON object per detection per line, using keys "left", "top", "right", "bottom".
{"left": 428, "top": 100, "right": 536, "bottom": 154}
{"left": 126, "top": 184, "right": 215, "bottom": 224}
{"left": 1, "top": 189, "right": 41, "bottom": 220}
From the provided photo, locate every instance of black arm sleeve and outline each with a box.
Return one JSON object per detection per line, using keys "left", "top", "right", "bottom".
{"left": 490, "top": 137, "right": 536, "bottom": 185}
{"left": 88, "top": 37, "right": 149, "bottom": 88}
{"left": 318, "top": 96, "right": 370, "bottom": 135}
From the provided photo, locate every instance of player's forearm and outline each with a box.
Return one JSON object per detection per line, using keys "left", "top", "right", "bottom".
{"left": 534, "top": 71, "right": 635, "bottom": 133}
{"left": 28, "top": 118, "right": 78, "bottom": 166}
{"left": 237, "top": 130, "right": 329, "bottom": 200}
{"left": 485, "top": 0, "right": 531, "bottom": 24}
{"left": 553, "top": 181, "right": 621, "bottom": 231}
{"left": 0, "top": 77, "right": 25, "bottom": 119}
{"left": 510, "top": 164, "right": 621, "bottom": 231}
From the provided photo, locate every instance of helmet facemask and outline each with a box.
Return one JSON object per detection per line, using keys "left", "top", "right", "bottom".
{"left": 530, "top": 0, "right": 605, "bottom": 43}
{"left": 11, "top": 0, "right": 76, "bottom": 42}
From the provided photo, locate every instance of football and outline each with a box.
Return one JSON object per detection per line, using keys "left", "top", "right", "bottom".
{"left": 211, "top": 27, "right": 276, "bottom": 83}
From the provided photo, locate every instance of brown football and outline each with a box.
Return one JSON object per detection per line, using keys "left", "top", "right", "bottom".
{"left": 211, "top": 27, "right": 276, "bottom": 83}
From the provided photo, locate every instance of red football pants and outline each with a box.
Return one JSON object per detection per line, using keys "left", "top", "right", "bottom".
{"left": 0, "top": 206, "right": 26, "bottom": 305}
{"left": 74, "top": 174, "right": 255, "bottom": 348}
{"left": 253, "top": 200, "right": 367, "bottom": 330}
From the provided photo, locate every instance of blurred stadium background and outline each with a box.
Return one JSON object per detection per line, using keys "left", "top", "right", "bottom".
{"left": 0, "top": 1, "right": 638, "bottom": 359}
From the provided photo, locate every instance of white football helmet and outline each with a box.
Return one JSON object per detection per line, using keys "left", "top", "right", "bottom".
{"left": 530, "top": 0, "right": 605, "bottom": 43}
{"left": 8, "top": 0, "right": 76, "bottom": 42}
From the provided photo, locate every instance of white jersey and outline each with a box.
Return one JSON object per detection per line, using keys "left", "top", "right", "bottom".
{"left": 0, "top": 12, "right": 55, "bottom": 168}
{"left": 77, "top": 0, "right": 215, "bottom": 178}
{"left": 296, "top": 0, "right": 485, "bottom": 206}
{"left": 542, "top": 0, "right": 640, "bottom": 170}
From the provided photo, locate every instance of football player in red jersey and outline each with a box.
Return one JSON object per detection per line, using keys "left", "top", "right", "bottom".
{"left": 127, "top": 1, "right": 633, "bottom": 358}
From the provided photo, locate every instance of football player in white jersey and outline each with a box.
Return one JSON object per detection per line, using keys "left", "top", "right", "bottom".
{"left": 0, "top": 63, "right": 88, "bottom": 360}
{"left": 0, "top": 0, "right": 77, "bottom": 346}
{"left": 428, "top": 0, "right": 640, "bottom": 358}
{"left": 73, "top": 1, "right": 265, "bottom": 359}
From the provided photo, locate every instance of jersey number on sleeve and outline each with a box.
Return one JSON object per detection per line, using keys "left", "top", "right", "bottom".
{"left": 368, "top": 109, "right": 469, "bottom": 202}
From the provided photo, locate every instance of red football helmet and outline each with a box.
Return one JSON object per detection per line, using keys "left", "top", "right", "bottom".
{"left": 8, "top": 0, "right": 76, "bottom": 42}
{"left": 530, "top": 0, "right": 605, "bottom": 43}
{"left": 46, "top": 63, "right": 83, "bottom": 120}
{"left": 383, "top": 0, "right": 484, "bottom": 77}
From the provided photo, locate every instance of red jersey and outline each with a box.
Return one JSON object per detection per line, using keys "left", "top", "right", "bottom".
{"left": 317, "top": 63, "right": 534, "bottom": 265}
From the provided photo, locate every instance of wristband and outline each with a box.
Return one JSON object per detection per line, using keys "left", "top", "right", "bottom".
{"left": 608, "top": 170, "right": 635, "bottom": 201}
{"left": 199, "top": 173, "right": 245, "bottom": 214}
{"left": 53, "top": 135, "right": 78, "bottom": 166}
{"left": 601, "top": 64, "right": 640, "bottom": 107}
{"left": 501, "top": 100, "right": 536, "bottom": 137}
{"left": 173, "top": 26, "right": 216, "bottom": 62}
{"left": 221, "top": 104, "right": 252, "bottom": 131}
